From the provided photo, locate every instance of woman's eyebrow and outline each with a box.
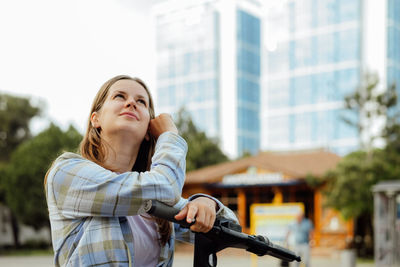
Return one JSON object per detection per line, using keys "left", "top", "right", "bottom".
{"left": 113, "top": 90, "right": 127, "bottom": 95}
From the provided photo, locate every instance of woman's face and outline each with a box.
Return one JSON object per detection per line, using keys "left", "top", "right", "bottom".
{"left": 91, "top": 79, "right": 151, "bottom": 142}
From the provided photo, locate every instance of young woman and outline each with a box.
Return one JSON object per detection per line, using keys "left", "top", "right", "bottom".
{"left": 45, "top": 75, "right": 236, "bottom": 267}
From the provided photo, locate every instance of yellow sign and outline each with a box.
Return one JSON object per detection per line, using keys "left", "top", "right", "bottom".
{"left": 250, "top": 203, "right": 304, "bottom": 243}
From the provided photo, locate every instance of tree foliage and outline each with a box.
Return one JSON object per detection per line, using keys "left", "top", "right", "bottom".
{"left": 342, "top": 72, "right": 397, "bottom": 151}
{"left": 3, "top": 123, "right": 82, "bottom": 229}
{"left": 174, "top": 108, "right": 228, "bottom": 171}
{"left": 0, "top": 94, "right": 42, "bottom": 162}
{"left": 324, "top": 72, "right": 400, "bottom": 218}
{"left": 323, "top": 150, "right": 396, "bottom": 220}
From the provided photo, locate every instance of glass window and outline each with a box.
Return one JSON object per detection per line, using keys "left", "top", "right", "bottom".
{"left": 191, "top": 108, "right": 217, "bottom": 134}
{"left": 316, "top": 33, "right": 335, "bottom": 65}
{"left": 312, "top": 111, "right": 332, "bottom": 142}
{"left": 312, "top": 71, "right": 336, "bottom": 103}
{"left": 336, "top": 68, "right": 359, "bottom": 101}
{"left": 388, "top": 26, "right": 400, "bottom": 63}
{"left": 268, "top": 79, "right": 290, "bottom": 108}
{"left": 267, "top": 4, "right": 290, "bottom": 37}
{"left": 238, "top": 107, "right": 259, "bottom": 132}
{"left": 388, "top": 0, "right": 400, "bottom": 24}
{"left": 157, "top": 85, "right": 176, "bottom": 107}
{"left": 268, "top": 42, "right": 290, "bottom": 73}
{"left": 202, "top": 79, "right": 218, "bottom": 101}
{"left": 292, "top": 75, "right": 312, "bottom": 106}
{"left": 338, "top": 0, "right": 360, "bottom": 23}
{"left": 292, "top": 38, "right": 314, "bottom": 68}
{"left": 387, "top": 66, "right": 400, "bottom": 99}
{"left": 294, "top": 112, "right": 312, "bottom": 143}
{"left": 337, "top": 29, "right": 360, "bottom": 62}
{"left": 268, "top": 115, "right": 290, "bottom": 144}
{"left": 238, "top": 136, "right": 258, "bottom": 156}
{"left": 238, "top": 78, "right": 260, "bottom": 104}
{"left": 315, "top": 0, "right": 337, "bottom": 27}
{"left": 335, "top": 109, "right": 358, "bottom": 139}
{"left": 292, "top": 0, "right": 313, "bottom": 31}
{"left": 237, "top": 9, "right": 261, "bottom": 46}
{"left": 238, "top": 47, "right": 260, "bottom": 75}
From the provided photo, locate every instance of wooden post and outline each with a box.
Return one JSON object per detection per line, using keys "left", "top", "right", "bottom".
{"left": 314, "top": 191, "right": 322, "bottom": 246}
{"left": 237, "top": 188, "right": 246, "bottom": 228}
{"left": 272, "top": 187, "right": 283, "bottom": 204}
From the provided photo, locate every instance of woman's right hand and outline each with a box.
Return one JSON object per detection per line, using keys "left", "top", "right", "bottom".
{"left": 149, "top": 113, "right": 178, "bottom": 139}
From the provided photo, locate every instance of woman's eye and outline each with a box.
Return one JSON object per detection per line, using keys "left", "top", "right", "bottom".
{"left": 115, "top": 94, "right": 125, "bottom": 99}
{"left": 137, "top": 99, "right": 147, "bottom": 105}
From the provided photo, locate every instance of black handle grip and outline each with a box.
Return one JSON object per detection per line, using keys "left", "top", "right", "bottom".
{"left": 144, "top": 199, "right": 194, "bottom": 228}
{"left": 144, "top": 200, "right": 301, "bottom": 263}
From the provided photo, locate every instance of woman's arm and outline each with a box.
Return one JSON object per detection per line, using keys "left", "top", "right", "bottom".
{"left": 46, "top": 132, "right": 187, "bottom": 219}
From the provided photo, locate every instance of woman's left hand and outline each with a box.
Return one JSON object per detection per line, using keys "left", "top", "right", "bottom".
{"left": 174, "top": 197, "right": 217, "bottom": 233}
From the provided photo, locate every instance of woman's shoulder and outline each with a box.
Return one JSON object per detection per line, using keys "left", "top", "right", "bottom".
{"left": 47, "top": 152, "right": 97, "bottom": 182}
{"left": 51, "top": 152, "right": 89, "bottom": 170}
{"left": 54, "top": 152, "right": 85, "bottom": 163}
{"left": 57, "top": 151, "right": 83, "bottom": 160}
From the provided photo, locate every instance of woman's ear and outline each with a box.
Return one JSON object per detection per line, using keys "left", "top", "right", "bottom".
{"left": 90, "top": 112, "right": 100, "bottom": 129}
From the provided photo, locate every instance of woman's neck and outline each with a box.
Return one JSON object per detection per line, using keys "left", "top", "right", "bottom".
{"left": 102, "top": 135, "right": 141, "bottom": 173}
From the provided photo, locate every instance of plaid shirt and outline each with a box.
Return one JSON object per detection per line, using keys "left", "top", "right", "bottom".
{"left": 46, "top": 132, "right": 237, "bottom": 266}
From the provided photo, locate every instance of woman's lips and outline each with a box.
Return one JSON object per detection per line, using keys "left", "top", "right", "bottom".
{"left": 120, "top": 112, "right": 138, "bottom": 120}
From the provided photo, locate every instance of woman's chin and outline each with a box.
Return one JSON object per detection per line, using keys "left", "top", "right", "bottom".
{"left": 111, "top": 125, "right": 147, "bottom": 139}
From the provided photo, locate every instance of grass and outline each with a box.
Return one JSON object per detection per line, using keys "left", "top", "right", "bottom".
{"left": 357, "top": 257, "right": 374, "bottom": 264}
{"left": 0, "top": 248, "right": 53, "bottom": 256}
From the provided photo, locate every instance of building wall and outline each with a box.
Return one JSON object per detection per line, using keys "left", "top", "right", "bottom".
{"left": 153, "top": 0, "right": 262, "bottom": 158}
{"left": 388, "top": 0, "right": 400, "bottom": 95}
{"left": 154, "top": 0, "right": 220, "bottom": 139}
{"left": 154, "top": 0, "right": 400, "bottom": 157}
{"left": 262, "top": 0, "right": 361, "bottom": 155}
{"left": 236, "top": 9, "right": 261, "bottom": 155}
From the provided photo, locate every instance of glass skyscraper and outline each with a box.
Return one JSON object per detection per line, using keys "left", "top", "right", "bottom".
{"left": 388, "top": 0, "right": 400, "bottom": 92}
{"left": 153, "top": 0, "right": 400, "bottom": 158}
{"left": 153, "top": 0, "right": 261, "bottom": 158}
{"left": 263, "top": 0, "right": 361, "bottom": 155}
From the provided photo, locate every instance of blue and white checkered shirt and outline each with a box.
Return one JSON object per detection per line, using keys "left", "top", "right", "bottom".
{"left": 46, "top": 132, "right": 236, "bottom": 266}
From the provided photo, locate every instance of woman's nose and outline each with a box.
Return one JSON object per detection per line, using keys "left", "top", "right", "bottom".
{"left": 126, "top": 98, "right": 136, "bottom": 109}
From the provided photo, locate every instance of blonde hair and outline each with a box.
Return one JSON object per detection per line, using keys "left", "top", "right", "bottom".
{"left": 46, "top": 75, "right": 171, "bottom": 245}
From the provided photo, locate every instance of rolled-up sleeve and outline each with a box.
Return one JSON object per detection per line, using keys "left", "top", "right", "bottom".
{"left": 46, "top": 132, "right": 187, "bottom": 219}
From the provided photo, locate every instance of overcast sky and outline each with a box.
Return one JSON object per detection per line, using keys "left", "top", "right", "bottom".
{"left": 0, "top": 0, "right": 160, "bottom": 134}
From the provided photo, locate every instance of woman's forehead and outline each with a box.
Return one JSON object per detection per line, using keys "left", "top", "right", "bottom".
{"left": 109, "top": 79, "right": 148, "bottom": 98}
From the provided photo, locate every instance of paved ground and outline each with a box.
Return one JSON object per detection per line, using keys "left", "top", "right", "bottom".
{"left": 0, "top": 253, "right": 375, "bottom": 267}
{"left": 0, "top": 245, "right": 375, "bottom": 267}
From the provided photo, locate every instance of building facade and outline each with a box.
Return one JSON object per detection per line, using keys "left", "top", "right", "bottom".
{"left": 263, "top": 0, "right": 400, "bottom": 155}
{"left": 183, "top": 150, "right": 353, "bottom": 250}
{"left": 153, "top": 0, "right": 400, "bottom": 157}
{"left": 388, "top": 0, "right": 400, "bottom": 94}
{"left": 152, "top": 0, "right": 261, "bottom": 158}
{"left": 262, "top": 0, "right": 361, "bottom": 155}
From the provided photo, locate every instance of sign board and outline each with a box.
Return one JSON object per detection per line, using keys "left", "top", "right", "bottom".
{"left": 250, "top": 203, "right": 304, "bottom": 244}
{"left": 222, "top": 172, "right": 284, "bottom": 185}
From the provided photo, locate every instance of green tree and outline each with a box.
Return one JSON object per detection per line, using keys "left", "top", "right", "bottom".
{"left": 327, "top": 72, "right": 399, "bottom": 217}
{"left": 0, "top": 94, "right": 42, "bottom": 161}
{"left": 322, "top": 73, "right": 400, "bottom": 256}
{"left": 0, "top": 93, "right": 42, "bottom": 247}
{"left": 323, "top": 150, "right": 394, "bottom": 220}
{"left": 342, "top": 72, "right": 397, "bottom": 152}
{"left": 3, "top": 123, "right": 82, "bottom": 230}
{"left": 175, "top": 108, "right": 228, "bottom": 171}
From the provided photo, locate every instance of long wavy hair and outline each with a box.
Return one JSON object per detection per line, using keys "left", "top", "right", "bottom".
{"left": 46, "top": 75, "right": 171, "bottom": 245}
